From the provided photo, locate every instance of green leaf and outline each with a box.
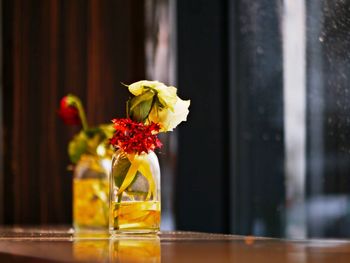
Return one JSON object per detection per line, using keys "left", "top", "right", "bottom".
{"left": 116, "top": 158, "right": 140, "bottom": 195}
{"left": 129, "top": 91, "right": 155, "bottom": 122}
{"left": 68, "top": 131, "right": 88, "bottom": 163}
{"left": 112, "top": 155, "right": 131, "bottom": 188}
{"left": 67, "top": 124, "right": 115, "bottom": 164}
{"left": 129, "top": 90, "right": 154, "bottom": 111}
{"left": 98, "top": 124, "right": 114, "bottom": 139}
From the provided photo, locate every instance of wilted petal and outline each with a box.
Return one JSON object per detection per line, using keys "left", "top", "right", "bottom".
{"left": 129, "top": 80, "right": 161, "bottom": 96}
{"left": 149, "top": 98, "right": 190, "bottom": 132}
{"left": 156, "top": 85, "right": 178, "bottom": 110}
{"left": 129, "top": 80, "right": 178, "bottom": 110}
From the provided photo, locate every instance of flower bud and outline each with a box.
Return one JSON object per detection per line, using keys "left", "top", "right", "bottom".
{"left": 58, "top": 96, "right": 81, "bottom": 125}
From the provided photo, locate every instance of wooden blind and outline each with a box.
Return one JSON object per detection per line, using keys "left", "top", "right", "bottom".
{"left": 2, "top": 0, "right": 145, "bottom": 224}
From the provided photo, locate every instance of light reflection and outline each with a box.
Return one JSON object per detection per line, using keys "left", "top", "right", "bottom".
{"left": 109, "top": 237, "right": 161, "bottom": 263}
{"left": 72, "top": 234, "right": 160, "bottom": 262}
{"left": 73, "top": 240, "right": 109, "bottom": 262}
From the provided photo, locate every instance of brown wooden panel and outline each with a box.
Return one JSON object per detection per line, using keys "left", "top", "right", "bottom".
{"left": 2, "top": 0, "right": 145, "bottom": 224}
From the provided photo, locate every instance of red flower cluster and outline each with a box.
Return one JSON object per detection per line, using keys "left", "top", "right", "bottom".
{"left": 110, "top": 118, "right": 162, "bottom": 154}
{"left": 58, "top": 96, "right": 81, "bottom": 125}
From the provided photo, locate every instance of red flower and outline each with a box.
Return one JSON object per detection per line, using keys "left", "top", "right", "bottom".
{"left": 58, "top": 96, "right": 81, "bottom": 125}
{"left": 110, "top": 118, "right": 162, "bottom": 154}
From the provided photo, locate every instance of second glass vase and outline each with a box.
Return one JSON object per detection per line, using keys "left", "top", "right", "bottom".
{"left": 73, "top": 154, "right": 111, "bottom": 231}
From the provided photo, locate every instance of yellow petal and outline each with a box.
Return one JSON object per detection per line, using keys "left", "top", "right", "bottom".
{"left": 149, "top": 98, "right": 190, "bottom": 132}
{"left": 128, "top": 80, "right": 162, "bottom": 96}
{"left": 137, "top": 158, "right": 156, "bottom": 200}
{"left": 117, "top": 155, "right": 139, "bottom": 195}
{"left": 129, "top": 81, "right": 178, "bottom": 110}
{"left": 156, "top": 85, "right": 178, "bottom": 110}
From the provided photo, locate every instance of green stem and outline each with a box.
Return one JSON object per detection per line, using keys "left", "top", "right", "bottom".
{"left": 67, "top": 94, "right": 89, "bottom": 130}
{"left": 126, "top": 100, "right": 130, "bottom": 119}
{"left": 114, "top": 193, "right": 123, "bottom": 229}
{"left": 98, "top": 180, "right": 109, "bottom": 226}
{"left": 75, "top": 100, "right": 89, "bottom": 131}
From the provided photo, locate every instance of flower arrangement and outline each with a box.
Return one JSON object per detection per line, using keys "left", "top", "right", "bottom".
{"left": 109, "top": 80, "right": 190, "bottom": 234}
{"left": 110, "top": 80, "right": 190, "bottom": 151}
{"left": 58, "top": 94, "right": 113, "bottom": 230}
{"left": 58, "top": 94, "right": 114, "bottom": 164}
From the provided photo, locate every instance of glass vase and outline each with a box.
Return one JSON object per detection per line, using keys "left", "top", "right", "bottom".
{"left": 109, "top": 150, "right": 161, "bottom": 235}
{"left": 73, "top": 154, "right": 111, "bottom": 231}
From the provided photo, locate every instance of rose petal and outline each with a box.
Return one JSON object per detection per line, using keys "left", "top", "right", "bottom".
{"left": 149, "top": 98, "right": 190, "bottom": 132}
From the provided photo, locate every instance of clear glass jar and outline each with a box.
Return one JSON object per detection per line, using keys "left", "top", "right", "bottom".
{"left": 73, "top": 154, "right": 111, "bottom": 231}
{"left": 109, "top": 150, "right": 161, "bottom": 235}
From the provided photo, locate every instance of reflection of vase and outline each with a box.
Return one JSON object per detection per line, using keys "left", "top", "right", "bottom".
{"left": 109, "top": 237, "right": 160, "bottom": 262}
{"left": 109, "top": 150, "right": 161, "bottom": 235}
{"left": 73, "top": 239, "right": 109, "bottom": 261}
{"left": 73, "top": 154, "right": 111, "bottom": 231}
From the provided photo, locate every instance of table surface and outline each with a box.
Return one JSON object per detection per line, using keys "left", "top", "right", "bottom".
{"left": 1, "top": 226, "right": 350, "bottom": 262}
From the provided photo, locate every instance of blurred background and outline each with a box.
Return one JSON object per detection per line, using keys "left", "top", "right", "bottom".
{"left": 1, "top": 0, "right": 350, "bottom": 239}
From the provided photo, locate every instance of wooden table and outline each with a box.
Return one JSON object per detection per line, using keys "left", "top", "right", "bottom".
{"left": 0, "top": 227, "right": 350, "bottom": 262}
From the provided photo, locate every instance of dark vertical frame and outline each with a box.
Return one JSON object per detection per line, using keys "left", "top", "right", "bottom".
{"left": 175, "top": 0, "right": 230, "bottom": 233}
{"left": 306, "top": 0, "right": 350, "bottom": 238}
{"left": 305, "top": 0, "right": 325, "bottom": 199}
{"left": 176, "top": 0, "right": 285, "bottom": 235}
{"left": 229, "top": 0, "right": 285, "bottom": 237}
{"left": 305, "top": 0, "right": 325, "bottom": 237}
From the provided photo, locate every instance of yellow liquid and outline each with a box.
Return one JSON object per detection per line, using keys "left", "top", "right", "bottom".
{"left": 73, "top": 178, "right": 109, "bottom": 229}
{"left": 111, "top": 201, "right": 160, "bottom": 233}
{"left": 110, "top": 239, "right": 160, "bottom": 262}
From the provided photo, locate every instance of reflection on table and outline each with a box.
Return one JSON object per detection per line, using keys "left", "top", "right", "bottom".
{"left": 0, "top": 227, "right": 350, "bottom": 262}
{"left": 73, "top": 234, "right": 160, "bottom": 262}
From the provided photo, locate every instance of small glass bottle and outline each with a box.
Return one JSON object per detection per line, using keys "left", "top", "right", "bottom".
{"left": 109, "top": 150, "right": 161, "bottom": 235}
{"left": 73, "top": 153, "right": 111, "bottom": 231}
